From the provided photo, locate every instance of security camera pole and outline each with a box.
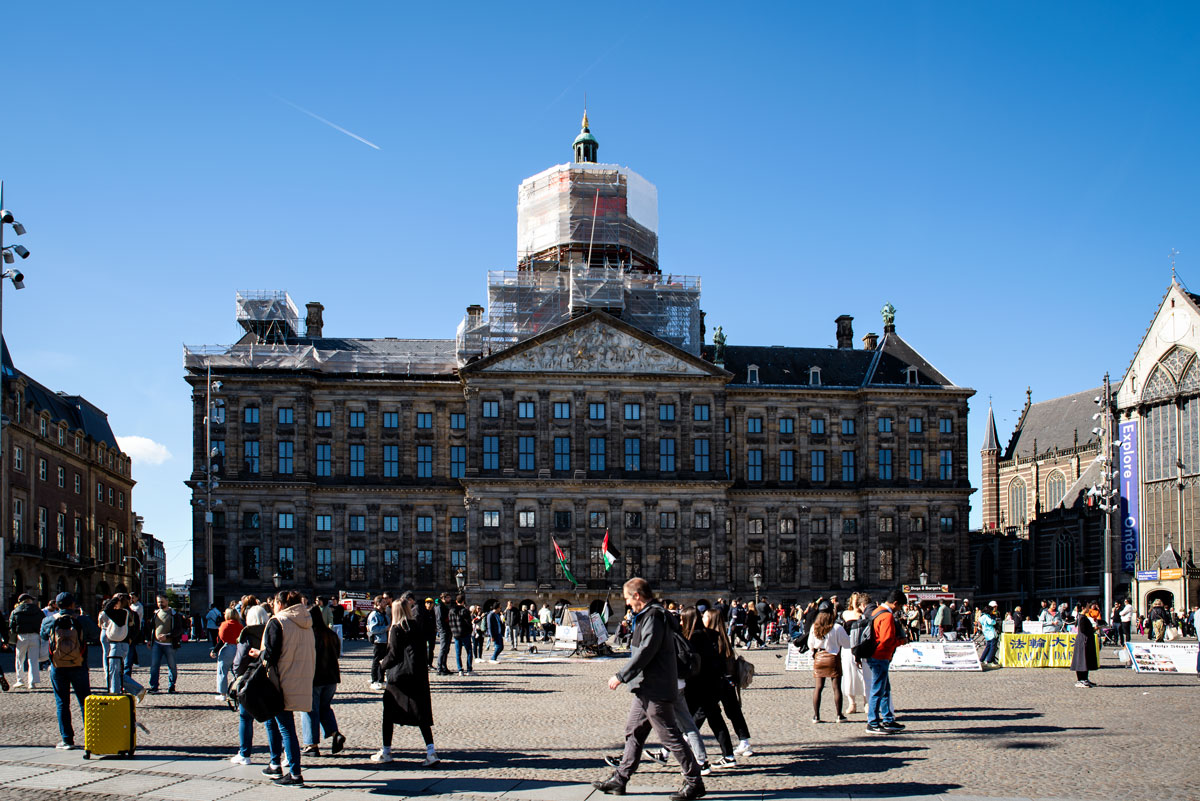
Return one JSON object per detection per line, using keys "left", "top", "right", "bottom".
{"left": 0, "top": 181, "right": 30, "bottom": 613}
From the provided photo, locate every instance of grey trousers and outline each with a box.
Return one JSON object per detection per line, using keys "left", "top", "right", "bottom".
{"left": 615, "top": 693, "right": 702, "bottom": 784}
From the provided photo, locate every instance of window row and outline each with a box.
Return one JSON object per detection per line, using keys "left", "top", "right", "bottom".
{"left": 9, "top": 500, "right": 124, "bottom": 559}
{"left": 27, "top": 417, "right": 127, "bottom": 474}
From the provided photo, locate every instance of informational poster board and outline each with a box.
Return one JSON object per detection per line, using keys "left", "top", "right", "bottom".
{"left": 891, "top": 642, "right": 982, "bottom": 671}
{"left": 338, "top": 591, "right": 373, "bottom": 613}
{"left": 999, "top": 633, "right": 1096, "bottom": 668}
{"left": 554, "top": 625, "right": 580, "bottom": 649}
{"left": 589, "top": 613, "right": 610, "bottom": 644}
{"left": 785, "top": 643, "right": 814, "bottom": 671}
{"left": 1126, "top": 642, "right": 1198, "bottom": 674}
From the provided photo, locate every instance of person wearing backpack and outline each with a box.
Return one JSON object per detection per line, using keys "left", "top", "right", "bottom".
{"left": 43, "top": 593, "right": 91, "bottom": 750}
{"left": 864, "top": 589, "right": 906, "bottom": 735}
{"left": 98, "top": 594, "right": 135, "bottom": 695}
{"left": 9, "top": 593, "right": 44, "bottom": 690}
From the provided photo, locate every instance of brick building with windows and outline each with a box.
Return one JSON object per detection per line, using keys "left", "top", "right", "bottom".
{"left": 184, "top": 117, "right": 974, "bottom": 610}
{"left": 2, "top": 342, "right": 137, "bottom": 613}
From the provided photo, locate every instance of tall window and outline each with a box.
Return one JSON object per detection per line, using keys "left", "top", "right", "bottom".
{"left": 554, "top": 402, "right": 571, "bottom": 419}
{"left": 383, "top": 445, "right": 399, "bottom": 477}
{"left": 555, "top": 511, "right": 572, "bottom": 531}
{"left": 659, "top": 547, "right": 677, "bottom": 582}
{"left": 780, "top": 550, "right": 797, "bottom": 582}
{"left": 693, "top": 438, "right": 710, "bottom": 472}
{"left": 693, "top": 403, "right": 710, "bottom": 422}
{"left": 624, "top": 438, "right": 641, "bottom": 471}
{"left": 812, "top": 547, "right": 828, "bottom": 584}
{"left": 315, "top": 514, "right": 332, "bottom": 532}
{"left": 589, "top": 511, "right": 607, "bottom": 528}
{"left": 779, "top": 450, "right": 795, "bottom": 481}
{"left": 554, "top": 545, "right": 572, "bottom": 580}
{"left": 416, "top": 550, "right": 433, "bottom": 582}
{"left": 554, "top": 437, "right": 571, "bottom": 471}
{"left": 1009, "top": 477, "right": 1027, "bottom": 527}
{"left": 482, "top": 545, "right": 501, "bottom": 581}
{"left": 316, "top": 410, "right": 332, "bottom": 427}
{"left": 879, "top": 549, "right": 894, "bottom": 582}
{"left": 624, "top": 547, "right": 643, "bottom": 579}
{"left": 482, "top": 510, "right": 500, "bottom": 528}
{"left": 518, "top": 437, "right": 535, "bottom": 471}
{"left": 277, "top": 441, "right": 294, "bottom": 474}
{"left": 811, "top": 417, "right": 825, "bottom": 435}
{"left": 350, "top": 549, "right": 366, "bottom": 581}
{"left": 1046, "top": 471, "right": 1066, "bottom": 509}
{"left": 841, "top": 551, "right": 857, "bottom": 583}
{"left": 417, "top": 445, "right": 432, "bottom": 477}
{"left": 1053, "top": 532, "right": 1078, "bottom": 588}
{"left": 416, "top": 412, "right": 432, "bottom": 429}
{"left": 316, "top": 549, "right": 333, "bottom": 581}
{"left": 940, "top": 516, "right": 955, "bottom": 533}
{"left": 841, "top": 418, "right": 855, "bottom": 435}
{"left": 747, "top": 449, "right": 763, "bottom": 481}
{"left": 383, "top": 550, "right": 400, "bottom": 581}
{"left": 939, "top": 449, "right": 953, "bottom": 480}
{"left": 659, "top": 511, "right": 677, "bottom": 529}
{"left": 659, "top": 403, "right": 676, "bottom": 421}
{"left": 780, "top": 417, "right": 794, "bottom": 434}
{"left": 589, "top": 546, "right": 606, "bottom": 579}
{"left": 450, "top": 516, "right": 466, "bottom": 533}
{"left": 624, "top": 403, "right": 641, "bottom": 421}
{"left": 450, "top": 446, "right": 466, "bottom": 478}
{"left": 747, "top": 416, "right": 763, "bottom": 433}
{"left": 659, "top": 438, "right": 676, "bottom": 472}
{"left": 908, "top": 416, "right": 923, "bottom": 434}
{"left": 383, "top": 515, "right": 400, "bottom": 532}
{"left": 625, "top": 511, "right": 643, "bottom": 529}
{"left": 879, "top": 448, "right": 893, "bottom": 479}
{"left": 349, "top": 444, "right": 365, "bottom": 477}
{"left": 313, "top": 443, "right": 330, "bottom": 477}
{"left": 908, "top": 449, "right": 923, "bottom": 480}
{"left": 348, "top": 411, "right": 365, "bottom": 428}
{"left": 694, "top": 546, "right": 711, "bottom": 581}
{"left": 383, "top": 411, "right": 399, "bottom": 428}
{"left": 518, "top": 510, "right": 535, "bottom": 528}
{"left": 243, "top": 546, "right": 260, "bottom": 580}
{"left": 939, "top": 417, "right": 953, "bottom": 434}
{"left": 482, "top": 436, "right": 499, "bottom": 470}
{"left": 244, "top": 405, "right": 259, "bottom": 424}
{"left": 589, "top": 437, "right": 606, "bottom": 471}
{"left": 244, "top": 441, "right": 260, "bottom": 474}
{"left": 841, "top": 450, "right": 855, "bottom": 481}
{"left": 589, "top": 402, "right": 606, "bottom": 420}
{"left": 482, "top": 401, "right": 499, "bottom": 418}
{"left": 810, "top": 450, "right": 826, "bottom": 481}
{"left": 878, "top": 416, "right": 893, "bottom": 433}
{"left": 519, "top": 545, "right": 537, "bottom": 581}
{"left": 278, "top": 547, "right": 294, "bottom": 580}
{"left": 277, "top": 407, "right": 294, "bottom": 425}
{"left": 450, "top": 413, "right": 466, "bottom": 429}
{"left": 416, "top": 515, "right": 433, "bottom": 533}
{"left": 517, "top": 401, "right": 535, "bottom": 419}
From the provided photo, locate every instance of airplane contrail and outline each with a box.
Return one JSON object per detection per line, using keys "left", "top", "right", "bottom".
{"left": 275, "top": 96, "right": 381, "bottom": 150}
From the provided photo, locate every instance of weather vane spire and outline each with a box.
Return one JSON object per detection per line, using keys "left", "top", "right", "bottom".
{"left": 1170, "top": 248, "right": 1180, "bottom": 283}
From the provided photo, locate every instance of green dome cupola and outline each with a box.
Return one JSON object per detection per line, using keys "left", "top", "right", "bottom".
{"left": 573, "top": 110, "right": 598, "bottom": 163}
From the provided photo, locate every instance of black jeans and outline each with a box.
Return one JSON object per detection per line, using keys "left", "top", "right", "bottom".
{"left": 437, "top": 633, "right": 451, "bottom": 672}
{"left": 371, "top": 643, "right": 388, "bottom": 683}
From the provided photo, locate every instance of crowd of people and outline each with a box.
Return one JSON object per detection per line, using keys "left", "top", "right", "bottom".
{"left": 2, "top": 583, "right": 1198, "bottom": 799}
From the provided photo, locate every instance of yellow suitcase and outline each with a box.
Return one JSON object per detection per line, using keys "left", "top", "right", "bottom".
{"left": 82, "top": 693, "right": 136, "bottom": 758}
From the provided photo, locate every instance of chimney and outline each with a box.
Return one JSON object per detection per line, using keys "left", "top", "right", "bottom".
{"left": 466, "top": 304, "right": 485, "bottom": 327}
{"left": 835, "top": 315, "right": 854, "bottom": 349}
{"left": 305, "top": 302, "right": 325, "bottom": 338}
{"left": 861, "top": 332, "right": 879, "bottom": 351}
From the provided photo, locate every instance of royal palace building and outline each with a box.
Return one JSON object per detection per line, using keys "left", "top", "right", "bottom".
{"left": 185, "top": 117, "right": 975, "bottom": 610}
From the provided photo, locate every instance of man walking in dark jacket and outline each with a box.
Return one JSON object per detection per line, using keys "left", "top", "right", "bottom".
{"left": 593, "top": 578, "right": 705, "bottom": 801}
{"left": 435, "top": 592, "right": 453, "bottom": 675}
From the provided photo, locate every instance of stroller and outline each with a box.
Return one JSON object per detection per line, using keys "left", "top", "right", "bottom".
{"left": 1099, "top": 623, "right": 1121, "bottom": 647}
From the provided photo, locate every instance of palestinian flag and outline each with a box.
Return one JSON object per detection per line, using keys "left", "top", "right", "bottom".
{"left": 602, "top": 529, "right": 620, "bottom": 572}
{"left": 553, "top": 537, "right": 579, "bottom": 586}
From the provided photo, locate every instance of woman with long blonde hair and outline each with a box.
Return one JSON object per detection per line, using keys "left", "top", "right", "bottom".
{"left": 372, "top": 591, "right": 438, "bottom": 766}
{"left": 840, "top": 593, "right": 867, "bottom": 714}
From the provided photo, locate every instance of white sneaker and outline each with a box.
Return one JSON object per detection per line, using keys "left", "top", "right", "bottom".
{"left": 229, "top": 754, "right": 251, "bottom": 766}
{"left": 369, "top": 682, "right": 384, "bottom": 691}
{"left": 734, "top": 741, "right": 753, "bottom": 756}
{"left": 487, "top": 659, "right": 499, "bottom": 664}
{"left": 370, "top": 748, "right": 393, "bottom": 763}
{"left": 214, "top": 695, "right": 227, "bottom": 701}
{"left": 422, "top": 752, "right": 440, "bottom": 767}
{"left": 56, "top": 742, "right": 78, "bottom": 750}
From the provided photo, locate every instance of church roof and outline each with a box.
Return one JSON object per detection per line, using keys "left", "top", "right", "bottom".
{"left": 1, "top": 338, "right": 120, "bottom": 448}
{"left": 1003, "top": 387, "right": 1102, "bottom": 460}
{"left": 982, "top": 404, "right": 1001, "bottom": 452}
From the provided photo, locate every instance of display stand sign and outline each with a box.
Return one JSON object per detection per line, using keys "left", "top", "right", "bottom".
{"left": 1126, "top": 642, "right": 1198, "bottom": 674}
{"left": 891, "top": 642, "right": 982, "bottom": 671}
{"left": 785, "top": 643, "right": 814, "bottom": 671}
{"left": 338, "top": 591, "right": 373, "bottom": 613}
{"left": 999, "top": 632, "right": 1096, "bottom": 668}
{"left": 903, "top": 583, "right": 955, "bottom": 602}
{"left": 589, "top": 613, "right": 610, "bottom": 644}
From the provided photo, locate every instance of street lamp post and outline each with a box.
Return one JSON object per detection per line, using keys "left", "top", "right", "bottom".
{"left": 751, "top": 572, "right": 763, "bottom": 606}
{"left": 0, "top": 184, "right": 30, "bottom": 613}
{"left": 455, "top": 567, "right": 466, "bottom": 594}
{"left": 272, "top": 572, "right": 281, "bottom": 590}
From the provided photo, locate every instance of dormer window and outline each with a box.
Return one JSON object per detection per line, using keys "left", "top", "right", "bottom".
{"left": 906, "top": 366, "right": 919, "bottom": 385}
{"left": 809, "top": 367, "right": 821, "bottom": 386}
{"left": 747, "top": 365, "right": 759, "bottom": 384}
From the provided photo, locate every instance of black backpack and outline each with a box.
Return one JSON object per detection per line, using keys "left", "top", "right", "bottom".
{"left": 850, "top": 609, "right": 881, "bottom": 659}
{"left": 673, "top": 631, "right": 701, "bottom": 679}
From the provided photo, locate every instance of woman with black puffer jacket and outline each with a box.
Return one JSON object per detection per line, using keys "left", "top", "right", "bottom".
{"left": 301, "top": 605, "right": 346, "bottom": 756}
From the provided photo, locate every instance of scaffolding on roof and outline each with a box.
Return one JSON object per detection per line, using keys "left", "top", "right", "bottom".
{"left": 236, "top": 290, "right": 299, "bottom": 344}
{"left": 456, "top": 267, "right": 701, "bottom": 365}
{"left": 183, "top": 340, "right": 459, "bottom": 376}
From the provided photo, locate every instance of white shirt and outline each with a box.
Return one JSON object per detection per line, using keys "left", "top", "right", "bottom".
{"left": 1119, "top": 604, "right": 1134, "bottom": 624}
{"left": 808, "top": 622, "right": 851, "bottom": 655}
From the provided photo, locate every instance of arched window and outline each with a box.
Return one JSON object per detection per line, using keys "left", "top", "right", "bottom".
{"left": 1008, "top": 478, "right": 1027, "bottom": 528}
{"left": 1054, "top": 531, "right": 1078, "bottom": 588}
{"left": 1046, "top": 471, "right": 1066, "bottom": 509}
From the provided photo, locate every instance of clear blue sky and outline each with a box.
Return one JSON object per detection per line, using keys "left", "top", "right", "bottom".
{"left": 4, "top": 3, "right": 1198, "bottom": 582}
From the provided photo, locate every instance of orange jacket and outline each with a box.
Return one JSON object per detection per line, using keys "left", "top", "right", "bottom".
{"left": 871, "top": 605, "right": 902, "bottom": 661}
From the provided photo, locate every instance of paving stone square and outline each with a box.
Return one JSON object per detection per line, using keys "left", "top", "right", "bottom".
{"left": 0, "top": 638, "right": 1195, "bottom": 801}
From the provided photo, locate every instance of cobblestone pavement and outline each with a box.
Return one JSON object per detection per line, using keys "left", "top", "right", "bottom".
{"left": 0, "top": 637, "right": 1195, "bottom": 801}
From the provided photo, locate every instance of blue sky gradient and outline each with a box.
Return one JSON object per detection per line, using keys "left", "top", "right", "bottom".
{"left": 4, "top": 3, "right": 1198, "bottom": 581}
